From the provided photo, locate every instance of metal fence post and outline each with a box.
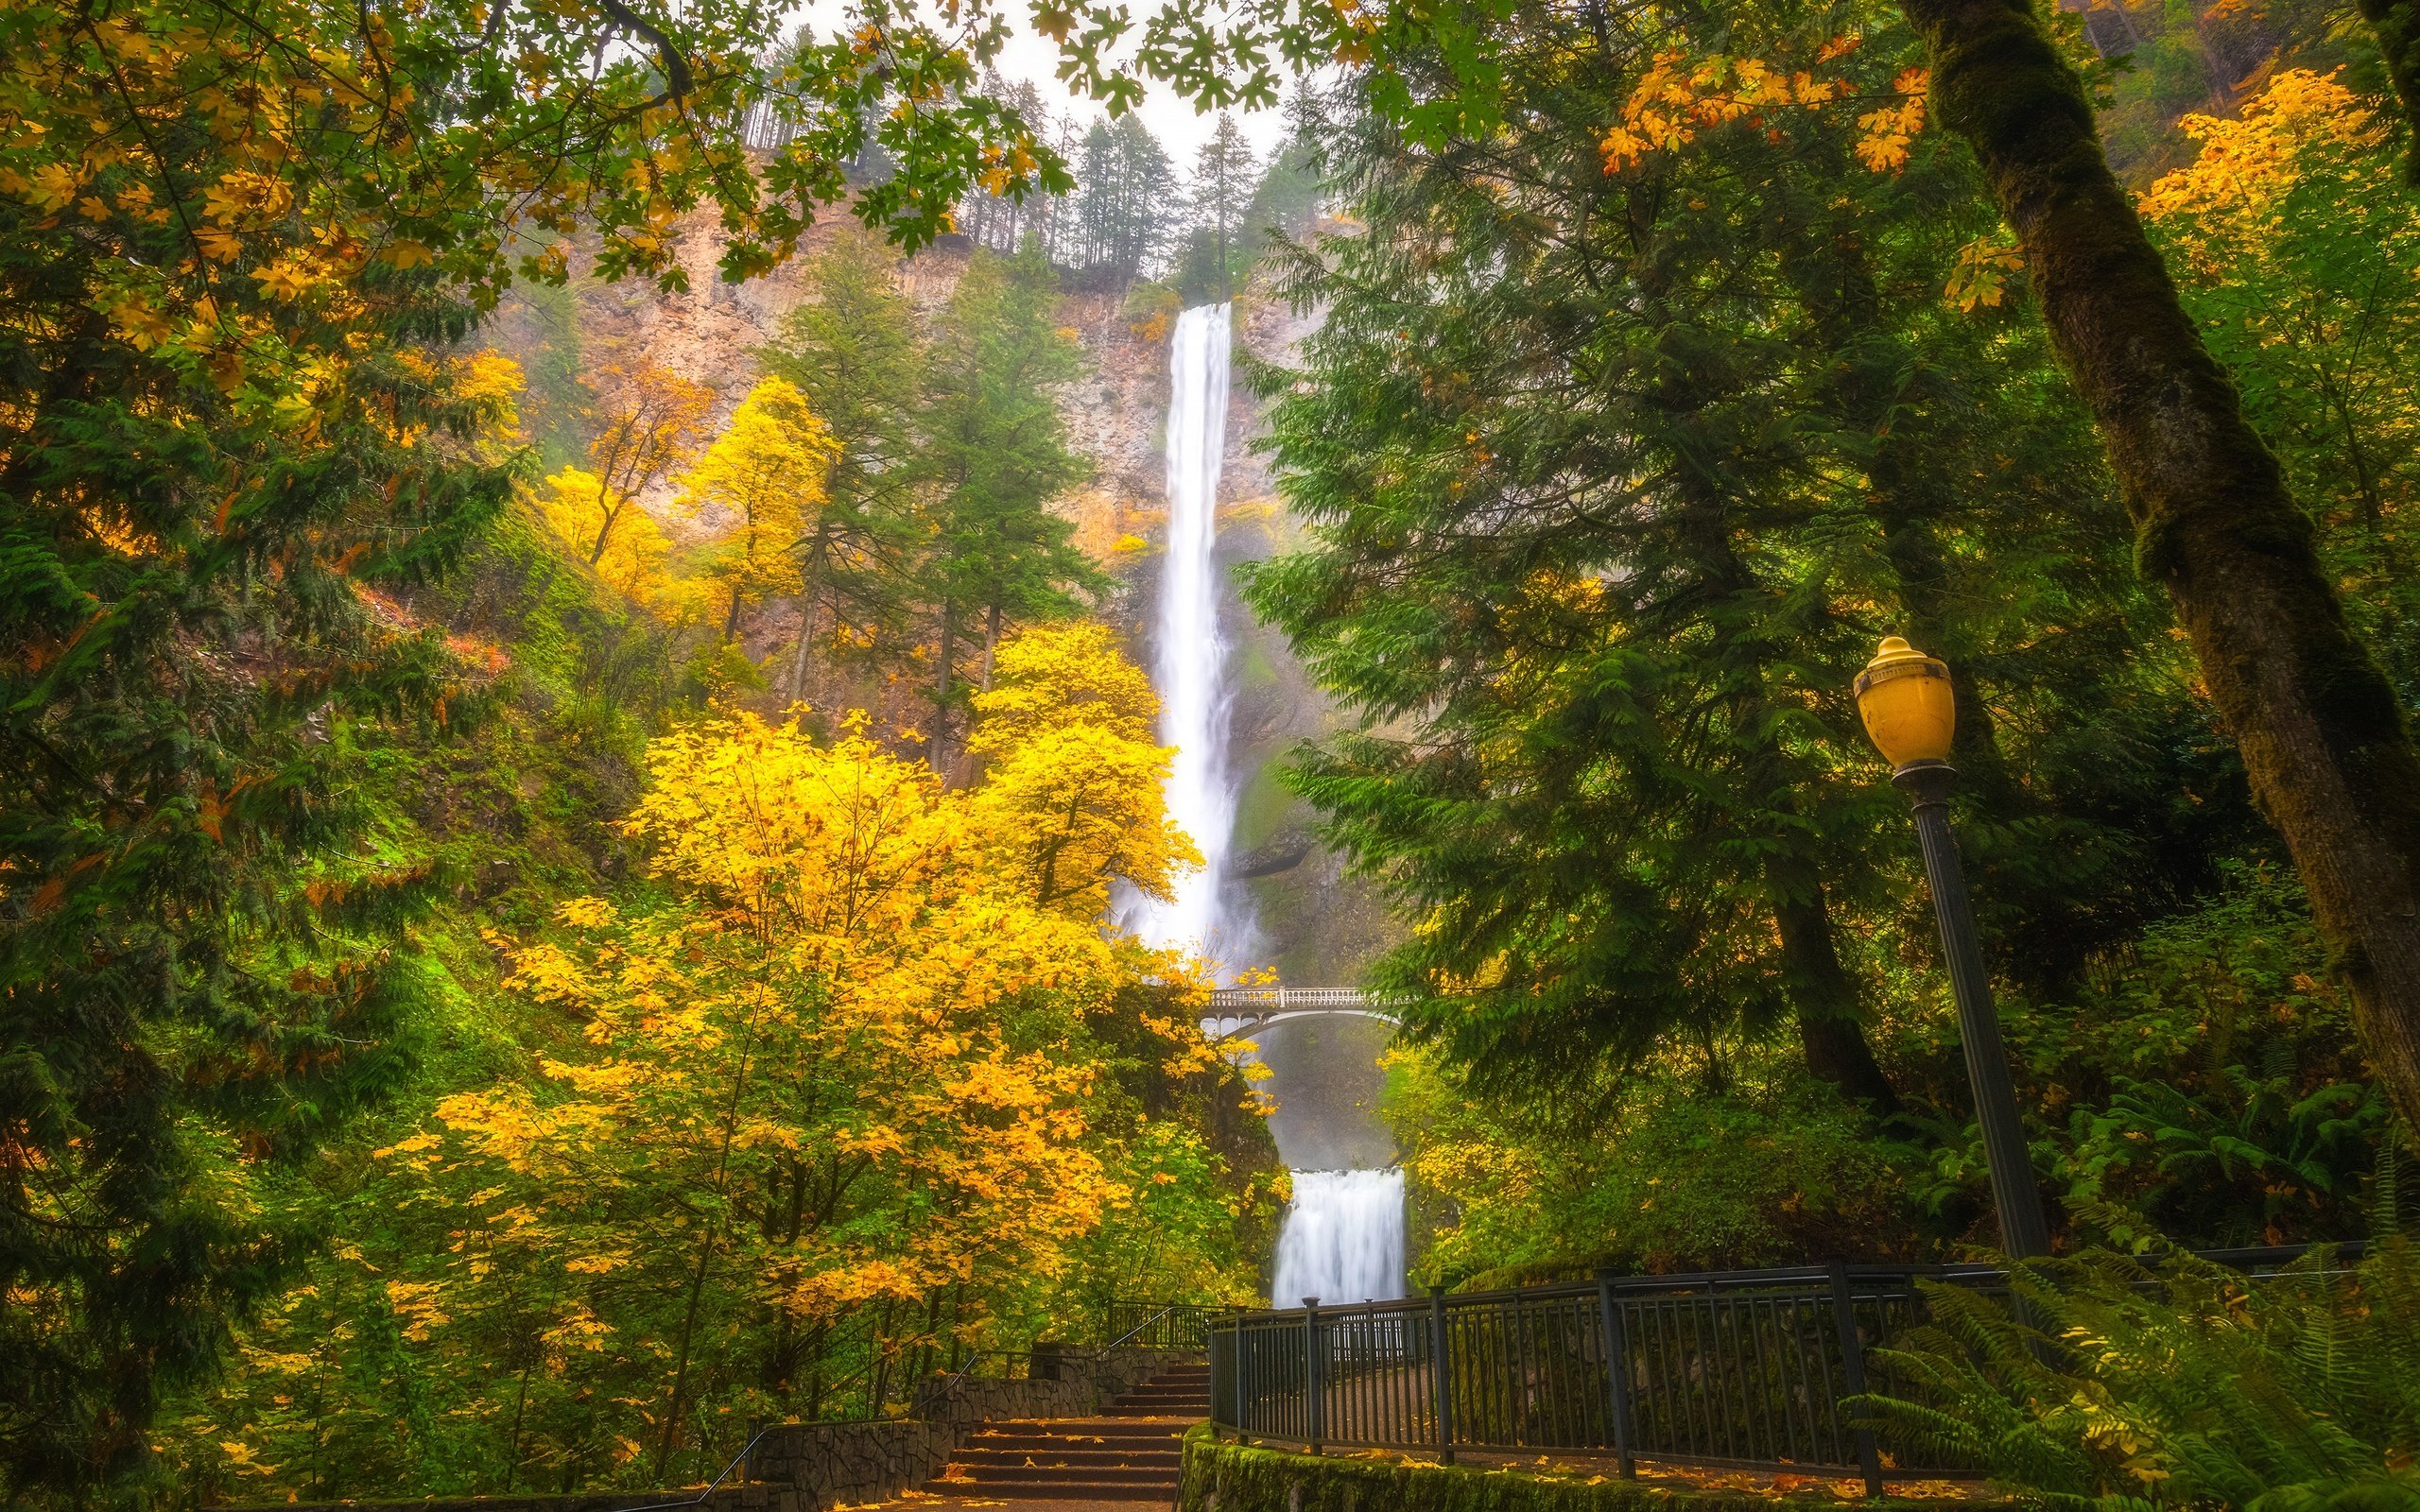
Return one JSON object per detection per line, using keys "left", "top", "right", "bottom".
{"left": 1594, "top": 1270, "right": 1636, "bottom": 1478}
{"left": 1827, "top": 1263, "right": 1884, "bottom": 1499}
{"left": 1235, "top": 1319, "right": 1252, "bottom": 1442}
{"left": 1428, "top": 1286, "right": 1455, "bottom": 1466}
{"left": 1303, "top": 1297, "right": 1322, "bottom": 1454}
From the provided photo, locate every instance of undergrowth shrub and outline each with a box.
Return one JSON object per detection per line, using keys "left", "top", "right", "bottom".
{"left": 1859, "top": 1232, "right": 2420, "bottom": 1511}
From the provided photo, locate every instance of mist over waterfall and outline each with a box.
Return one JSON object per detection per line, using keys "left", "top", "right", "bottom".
{"left": 1272, "top": 1169, "right": 1408, "bottom": 1306}
{"left": 1130, "top": 302, "right": 1247, "bottom": 973}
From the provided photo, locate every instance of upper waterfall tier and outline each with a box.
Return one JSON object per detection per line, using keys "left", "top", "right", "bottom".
{"left": 1130, "top": 302, "right": 1245, "bottom": 973}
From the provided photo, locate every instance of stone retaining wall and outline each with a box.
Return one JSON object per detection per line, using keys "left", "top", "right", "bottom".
{"left": 911, "top": 1344, "right": 1168, "bottom": 1429}
{"left": 1178, "top": 1429, "right": 2007, "bottom": 1512}
{"left": 743, "top": 1419, "right": 954, "bottom": 1509}
{"left": 224, "top": 1348, "right": 1195, "bottom": 1512}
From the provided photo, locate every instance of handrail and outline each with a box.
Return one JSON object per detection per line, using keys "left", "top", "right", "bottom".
{"left": 597, "top": 1419, "right": 784, "bottom": 1512}
{"left": 1105, "top": 1303, "right": 1178, "bottom": 1349}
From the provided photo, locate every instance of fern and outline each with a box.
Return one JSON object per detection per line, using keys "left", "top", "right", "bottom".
{"left": 1856, "top": 1240, "right": 2420, "bottom": 1511}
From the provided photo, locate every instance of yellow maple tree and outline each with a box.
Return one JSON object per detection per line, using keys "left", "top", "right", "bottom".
{"left": 680, "top": 375, "right": 841, "bottom": 640}
{"left": 2136, "top": 69, "right": 2384, "bottom": 270}
{"left": 965, "top": 623, "right": 1201, "bottom": 918}
{"left": 417, "top": 707, "right": 1173, "bottom": 1469}
{"left": 536, "top": 466, "right": 683, "bottom": 609}
{"left": 548, "top": 364, "right": 714, "bottom": 571}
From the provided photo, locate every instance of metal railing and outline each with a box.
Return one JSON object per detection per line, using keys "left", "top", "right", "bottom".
{"left": 913, "top": 1298, "right": 1233, "bottom": 1418}
{"left": 1210, "top": 1247, "right": 2360, "bottom": 1493}
{"left": 1100, "top": 1299, "right": 1240, "bottom": 1350}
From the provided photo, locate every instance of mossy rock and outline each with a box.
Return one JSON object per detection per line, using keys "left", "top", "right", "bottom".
{"left": 1179, "top": 1426, "right": 2007, "bottom": 1512}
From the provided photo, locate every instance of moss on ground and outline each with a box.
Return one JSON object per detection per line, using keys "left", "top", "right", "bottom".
{"left": 1179, "top": 1427, "right": 2010, "bottom": 1512}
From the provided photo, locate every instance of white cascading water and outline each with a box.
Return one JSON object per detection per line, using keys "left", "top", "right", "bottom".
{"left": 1271, "top": 1169, "right": 1409, "bottom": 1306}
{"left": 1131, "top": 302, "right": 1243, "bottom": 971}
{"left": 1131, "top": 305, "right": 1405, "bottom": 1306}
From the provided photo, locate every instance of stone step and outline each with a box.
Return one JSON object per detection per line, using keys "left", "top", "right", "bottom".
{"left": 959, "top": 1434, "right": 1184, "bottom": 1452}
{"left": 1111, "top": 1404, "right": 1209, "bottom": 1415}
{"left": 942, "top": 1464, "right": 1179, "bottom": 1486}
{"left": 926, "top": 1478, "right": 1177, "bottom": 1501}
{"left": 952, "top": 1448, "right": 1183, "bottom": 1468}
{"left": 969, "top": 1419, "right": 1186, "bottom": 1439}
{"left": 929, "top": 1400, "right": 1196, "bottom": 1505}
{"left": 964, "top": 1435, "right": 1184, "bottom": 1452}
{"left": 1112, "top": 1398, "right": 1210, "bottom": 1412}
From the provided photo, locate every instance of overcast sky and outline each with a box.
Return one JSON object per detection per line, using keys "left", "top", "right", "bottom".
{"left": 788, "top": 0, "right": 1291, "bottom": 169}
{"left": 980, "top": 28, "right": 1291, "bottom": 165}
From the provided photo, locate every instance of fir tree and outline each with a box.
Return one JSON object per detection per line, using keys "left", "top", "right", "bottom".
{"left": 761, "top": 230, "right": 929, "bottom": 700}
{"left": 0, "top": 85, "right": 514, "bottom": 1499}
{"left": 1176, "top": 113, "right": 1261, "bottom": 302}
{"left": 910, "top": 247, "right": 1105, "bottom": 773}
{"left": 1242, "top": 0, "right": 2240, "bottom": 1110}
{"left": 1072, "top": 117, "right": 1177, "bottom": 284}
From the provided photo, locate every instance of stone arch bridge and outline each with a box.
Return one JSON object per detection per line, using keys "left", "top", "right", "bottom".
{"left": 1199, "top": 987, "right": 1399, "bottom": 1042}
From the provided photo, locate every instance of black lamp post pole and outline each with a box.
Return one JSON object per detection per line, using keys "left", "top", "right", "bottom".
{"left": 1893, "top": 760, "right": 2051, "bottom": 1260}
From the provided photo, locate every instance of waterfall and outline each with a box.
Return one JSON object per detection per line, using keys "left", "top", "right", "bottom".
{"left": 1130, "top": 306, "right": 1404, "bottom": 1307}
{"left": 1131, "top": 302, "right": 1244, "bottom": 971}
{"left": 1271, "top": 1169, "right": 1408, "bottom": 1306}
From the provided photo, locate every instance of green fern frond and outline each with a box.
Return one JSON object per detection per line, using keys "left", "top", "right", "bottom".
{"left": 1861, "top": 1243, "right": 2420, "bottom": 1512}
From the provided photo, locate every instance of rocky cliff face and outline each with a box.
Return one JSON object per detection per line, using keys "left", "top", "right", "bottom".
{"left": 484, "top": 214, "right": 1392, "bottom": 986}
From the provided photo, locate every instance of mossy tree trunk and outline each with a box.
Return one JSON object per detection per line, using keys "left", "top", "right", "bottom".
{"left": 1898, "top": 0, "right": 2420, "bottom": 1128}
{"left": 1773, "top": 861, "right": 1906, "bottom": 1113}
{"left": 2352, "top": 0, "right": 2420, "bottom": 183}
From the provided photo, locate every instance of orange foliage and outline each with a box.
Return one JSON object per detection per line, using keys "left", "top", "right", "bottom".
{"left": 1599, "top": 42, "right": 1927, "bottom": 177}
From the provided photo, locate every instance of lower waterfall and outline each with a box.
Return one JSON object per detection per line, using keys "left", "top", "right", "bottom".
{"left": 1271, "top": 1168, "right": 1408, "bottom": 1306}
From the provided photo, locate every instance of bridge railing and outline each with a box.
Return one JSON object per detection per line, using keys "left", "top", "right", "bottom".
{"left": 1210, "top": 1246, "right": 2362, "bottom": 1492}
{"left": 1205, "top": 987, "right": 1385, "bottom": 1011}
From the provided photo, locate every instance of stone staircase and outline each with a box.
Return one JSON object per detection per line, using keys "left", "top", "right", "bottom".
{"left": 1102, "top": 1361, "right": 1209, "bottom": 1419}
{"left": 926, "top": 1365, "right": 1209, "bottom": 1501}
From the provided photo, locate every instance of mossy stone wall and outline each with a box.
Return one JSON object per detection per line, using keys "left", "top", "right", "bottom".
{"left": 1179, "top": 1428, "right": 2003, "bottom": 1512}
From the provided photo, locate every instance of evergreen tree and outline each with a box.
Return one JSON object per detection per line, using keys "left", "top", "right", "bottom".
{"left": 1239, "top": 89, "right": 1331, "bottom": 258}
{"left": 910, "top": 247, "right": 1105, "bottom": 773}
{"left": 761, "top": 230, "right": 929, "bottom": 700}
{"left": 0, "top": 82, "right": 515, "bottom": 1497}
{"left": 1243, "top": 0, "right": 2243, "bottom": 1109}
{"left": 1176, "top": 113, "right": 1261, "bottom": 302}
{"left": 961, "top": 76, "right": 1068, "bottom": 257}
{"left": 1073, "top": 117, "right": 1177, "bottom": 283}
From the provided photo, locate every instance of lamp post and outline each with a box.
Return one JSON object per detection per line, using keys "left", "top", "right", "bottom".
{"left": 1855, "top": 637, "right": 2051, "bottom": 1260}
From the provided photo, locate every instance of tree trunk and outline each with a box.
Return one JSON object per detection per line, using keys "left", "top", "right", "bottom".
{"left": 588, "top": 495, "right": 628, "bottom": 565}
{"left": 1900, "top": 0, "right": 2420, "bottom": 1131}
{"left": 1771, "top": 859, "right": 1905, "bottom": 1113}
{"left": 787, "top": 598, "right": 817, "bottom": 703}
{"left": 2351, "top": 0, "right": 2420, "bottom": 183}
{"left": 931, "top": 600, "right": 957, "bottom": 777}
{"left": 789, "top": 518, "right": 838, "bottom": 702}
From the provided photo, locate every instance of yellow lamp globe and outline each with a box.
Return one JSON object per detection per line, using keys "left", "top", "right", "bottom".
{"left": 1855, "top": 636, "right": 1956, "bottom": 769}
